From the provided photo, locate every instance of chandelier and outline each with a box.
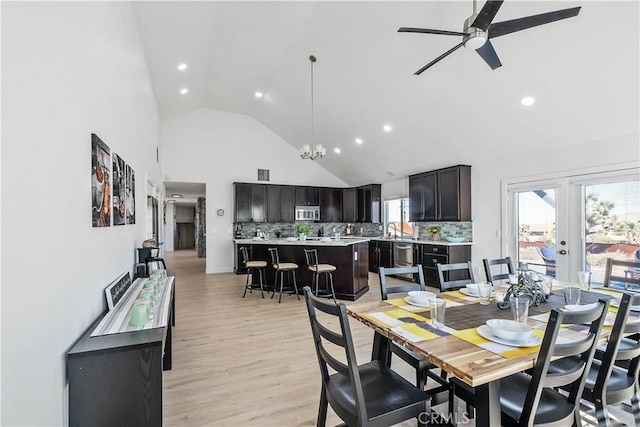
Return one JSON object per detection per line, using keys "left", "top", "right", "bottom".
{"left": 300, "top": 55, "right": 326, "bottom": 160}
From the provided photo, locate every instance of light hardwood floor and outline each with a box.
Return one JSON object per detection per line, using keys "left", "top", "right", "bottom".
{"left": 162, "top": 250, "right": 635, "bottom": 426}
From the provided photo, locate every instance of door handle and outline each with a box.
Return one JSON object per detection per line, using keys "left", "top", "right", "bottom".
{"left": 559, "top": 250, "right": 567, "bottom": 255}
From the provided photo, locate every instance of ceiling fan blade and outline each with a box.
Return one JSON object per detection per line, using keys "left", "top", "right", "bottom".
{"left": 398, "top": 27, "right": 468, "bottom": 37}
{"left": 471, "top": 1, "right": 504, "bottom": 30}
{"left": 488, "top": 7, "right": 581, "bottom": 39}
{"left": 475, "top": 40, "right": 502, "bottom": 69}
{"left": 414, "top": 42, "right": 464, "bottom": 75}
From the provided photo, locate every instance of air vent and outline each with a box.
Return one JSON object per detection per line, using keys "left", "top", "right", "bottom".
{"left": 258, "top": 169, "right": 270, "bottom": 181}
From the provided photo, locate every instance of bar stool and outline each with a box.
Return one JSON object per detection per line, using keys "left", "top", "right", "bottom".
{"left": 304, "top": 248, "right": 337, "bottom": 303}
{"left": 240, "top": 246, "right": 267, "bottom": 298}
{"left": 268, "top": 247, "right": 300, "bottom": 303}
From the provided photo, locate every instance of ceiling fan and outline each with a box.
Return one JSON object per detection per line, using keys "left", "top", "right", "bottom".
{"left": 399, "top": 0, "right": 581, "bottom": 75}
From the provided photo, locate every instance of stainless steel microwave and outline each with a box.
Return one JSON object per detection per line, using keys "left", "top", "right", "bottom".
{"left": 295, "top": 206, "right": 320, "bottom": 221}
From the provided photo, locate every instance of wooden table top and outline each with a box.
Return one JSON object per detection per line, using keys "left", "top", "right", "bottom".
{"left": 347, "top": 287, "right": 620, "bottom": 387}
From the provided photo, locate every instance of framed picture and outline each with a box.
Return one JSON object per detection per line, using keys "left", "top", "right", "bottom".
{"left": 112, "top": 153, "right": 126, "bottom": 226}
{"left": 91, "top": 134, "right": 111, "bottom": 227}
{"left": 126, "top": 164, "right": 136, "bottom": 224}
{"left": 104, "top": 272, "right": 132, "bottom": 310}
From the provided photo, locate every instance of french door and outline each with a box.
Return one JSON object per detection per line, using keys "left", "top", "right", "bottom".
{"left": 505, "top": 168, "right": 639, "bottom": 284}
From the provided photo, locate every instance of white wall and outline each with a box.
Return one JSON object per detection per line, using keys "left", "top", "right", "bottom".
{"left": 470, "top": 132, "right": 640, "bottom": 269}
{"left": 160, "top": 108, "right": 348, "bottom": 273}
{"left": 1, "top": 3, "right": 160, "bottom": 425}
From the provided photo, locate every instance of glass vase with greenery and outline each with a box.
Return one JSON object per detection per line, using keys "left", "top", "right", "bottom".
{"left": 295, "top": 223, "right": 312, "bottom": 238}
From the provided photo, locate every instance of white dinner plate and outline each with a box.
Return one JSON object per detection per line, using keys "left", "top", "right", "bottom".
{"left": 610, "top": 298, "right": 640, "bottom": 312}
{"left": 459, "top": 288, "right": 494, "bottom": 298}
{"left": 477, "top": 325, "right": 542, "bottom": 348}
{"left": 404, "top": 296, "right": 433, "bottom": 308}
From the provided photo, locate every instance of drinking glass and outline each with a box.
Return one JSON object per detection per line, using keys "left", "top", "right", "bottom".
{"left": 477, "top": 282, "right": 492, "bottom": 305}
{"left": 429, "top": 298, "right": 446, "bottom": 329}
{"left": 578, "top": 271, "right": 591, "bottom": 290}
{"left": 564, "top": 285, "right": 581, "bottom": 305}
{"left": 510, "top": 297, "right": 530, "bottom": 324}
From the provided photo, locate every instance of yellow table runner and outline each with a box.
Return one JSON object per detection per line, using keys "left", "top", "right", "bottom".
{"left": 362, "top": 307, "right": 445, "bottom": 343}
{"left": 453, "top": 328, "right": 544, "bottom": 359}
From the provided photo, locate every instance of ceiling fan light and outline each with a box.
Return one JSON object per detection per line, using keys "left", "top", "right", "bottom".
{"left": 464, "top": 35, "right": 487, "bottom": 50}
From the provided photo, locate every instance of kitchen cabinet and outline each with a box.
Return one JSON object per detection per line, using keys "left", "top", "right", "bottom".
{"left": 295, "top": 186, "right": 319, "bottom": 206}
{"left": 267, "top": 185, "right": 295, "bottom": 222}
{"left": 418, "top": 243, "right": 472, "bottom": 289}
{"left": 342, "top": 188, "right": 357, "bottom": 222}
{"left": 319, "top": 187, "right": 342, "bottom": 222}
{"left": 357, "top": 184, "right": 381, "bottom": 223}
{"left": 408, "top": 165, "right": 471, "bottom": 222}
{"left": 368, "top": 240, "right": 393, "bottom": 273}
{"left": 234, "top": 183, "right": 267, "bottom": 223}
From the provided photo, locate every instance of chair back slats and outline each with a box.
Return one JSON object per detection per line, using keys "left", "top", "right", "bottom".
{"left": 304, "top": 249, "right": 319, "bottom": 269}
{"left": 378, "top": 266, "right": 425, "bottom": 300}
{"left": 268, "top": 247, "right": 280, "bottom": 266}
{"left": 240, "top": 246, "right": 249, "bottom": 265}
{"left": 436, "top": 262, "right": 475, "bottom": 291}
{"left": 482, "top": 257, "right": 515, "bottom": 283}
{"left": 603, "top": 258, "right": 640, "bottom": 288}
{"left": 518, "top": 300, "right": 608, "bottom": 425}
{"left": 303, "top": 286, "right": 367, "bottom": 418}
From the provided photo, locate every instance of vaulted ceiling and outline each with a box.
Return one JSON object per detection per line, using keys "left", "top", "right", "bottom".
{"left": 134, "top": 1, "right": 639, "bottom": 187}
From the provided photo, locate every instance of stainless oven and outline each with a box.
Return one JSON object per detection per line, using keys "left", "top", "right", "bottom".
{"left": 294, "top": 206, "right": 320, "bottom": 221}
{"left": 393, "top": 242, "right": 414, "bottom": 280}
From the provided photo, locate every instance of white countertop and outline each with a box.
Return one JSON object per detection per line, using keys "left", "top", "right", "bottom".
{"left": 368, "top": 237, "right": 473, "bottom": 246}
{"left": 234, "top": 238, "right": 369, "bottom": 247}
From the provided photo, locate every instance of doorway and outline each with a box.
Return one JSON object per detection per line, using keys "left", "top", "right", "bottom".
{"left": 505, "top": 167, "right": 639, "bottom": 284}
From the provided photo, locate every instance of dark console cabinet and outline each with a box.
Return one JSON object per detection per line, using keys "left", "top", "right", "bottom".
{"left": 409, "top": 165, "right": 471, "bottom": 222}
{"left": 418, "top": 244, "right": 471, "bottom": 289}
{"left": 67, "top": 280, "right": 175, "bottom": 427}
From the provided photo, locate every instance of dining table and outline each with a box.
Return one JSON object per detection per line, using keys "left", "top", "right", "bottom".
{"left": 346, "top": 285, "right": 632, "bottom": 427}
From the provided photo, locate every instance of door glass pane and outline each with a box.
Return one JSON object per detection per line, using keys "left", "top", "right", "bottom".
{"left": 584, "top": 180, "right": 640, "bottom": 286}
{"left": 517, "top": 189, "right": 557, "bottom": 277}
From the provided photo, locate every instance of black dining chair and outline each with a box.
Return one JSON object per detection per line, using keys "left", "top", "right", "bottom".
{"left": 378, "top": 266, "right": 450, "bottom": 400}
{"left": 449, "top": 299, "right": 609, "bottom": 426}
{"left": 548, "top": 292, "right": 640, "bottom": 426}
{"left": 303, "top": 286, "right": 431, "bottom": 427}
{"left": 483, "top": 257, "right": 515, "bottom": 284}
{"left": 436, "top": 261, "right": 475, "bottom": 292}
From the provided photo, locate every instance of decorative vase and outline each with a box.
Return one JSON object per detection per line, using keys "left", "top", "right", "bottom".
{"left": 431, "top": 233, "right": 440, "bottom": 241}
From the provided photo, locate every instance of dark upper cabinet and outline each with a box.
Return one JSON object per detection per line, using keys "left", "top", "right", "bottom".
{"left": 267, "top": 185, "right": 295, "bottom": 222}
{"left": 319, "top": 187, "right": 342, "bottom": 222}
{"left": 409, "top": 172, "right": 437, "bottom": 222}
{"left": 234, "top": 183, "right": 267, "bottom": 223}
{"left": 295, "top": 186, "right": 320, "bottom": 206}
{"left": 357, "top": 184, "right": 381, "bottom": 223}
{"left": 342, "top": 188, "right": 357, "bottom": 222}
{"left": 408, "top": 165, "right": 471, "bottom": 222}
{"left": 438, "top": 166, "right": 471, "bottom": 221}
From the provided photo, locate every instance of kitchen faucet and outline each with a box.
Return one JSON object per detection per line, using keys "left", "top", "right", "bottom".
{"left": 388, "top": 222, "right": 397, "bottom": 239}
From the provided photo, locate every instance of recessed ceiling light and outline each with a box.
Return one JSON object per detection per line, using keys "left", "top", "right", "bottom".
{"left": 180, "top": 88, "right": 189, "bottom": 95}
{"left": 355, "top": 138, "right": 363, "bottom": 144}
{"left": 255, "top": 91, "right": 263, "bottom": 99}
{"left": 521, "top": 96, "right": 535, "bottom": 106}
{"left": 383, "top": 124, "right": 392, "bottom": 132}
{"left": 170, "top": 193, "right": 183, "bottom": 198}
{"left": 334, "top": 148, "right": 341, "bottom": 154}
{"left": 167, "top": 199, "right": 176, "bottom": 203}
{"left": 177, "top": 63, "right": 187, "bottom": 71}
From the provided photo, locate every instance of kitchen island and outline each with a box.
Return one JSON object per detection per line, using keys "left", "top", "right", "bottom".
{"left": 234, "top": 238, "right": 369, "bottom": 300}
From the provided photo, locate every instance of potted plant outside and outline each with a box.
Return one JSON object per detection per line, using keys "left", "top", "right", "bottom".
{"left": 295, "top": 223, "right": 312, "bottom": 241}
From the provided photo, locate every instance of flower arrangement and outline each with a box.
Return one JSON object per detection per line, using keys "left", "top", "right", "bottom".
{"left": 427, "top": 226, "right": 440, "bottom": 234}
{"left": 295, "top": 223, "right": 312, "bottom": 236}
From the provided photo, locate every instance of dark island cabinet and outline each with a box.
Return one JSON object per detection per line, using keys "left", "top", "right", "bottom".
{"left": 295, "top": 186, "right": 320, "bottom": 206}
{"left": 409, "top": 165, "right": 471, "bottom": 222}
{"left": 342, "top": 188, "right": 357, "bottom": 222}
{"left": 368, "top": 240, "right": 393, "bottom": 273}
{"left": 234, "top": 183, "right": 267, "bottom": 223}
{"left": 267, "top": 185, "right": 295, "bottom": 222}
{"left": 320, "top": 187, "right": 342, "bottom": 222}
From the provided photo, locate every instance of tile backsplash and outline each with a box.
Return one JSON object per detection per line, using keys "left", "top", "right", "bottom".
{"left": 413, "top": 221, "right": 473, "bottom": 242}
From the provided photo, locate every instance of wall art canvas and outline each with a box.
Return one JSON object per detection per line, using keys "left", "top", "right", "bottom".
{"left": 112, "top": 153, "right": 126, "bottom": 226}
{"left": 91, "top": 134, "right": 111, "bottom": 227}
{"left": 126, "top": 164, "right": 136, "bottom": 224}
